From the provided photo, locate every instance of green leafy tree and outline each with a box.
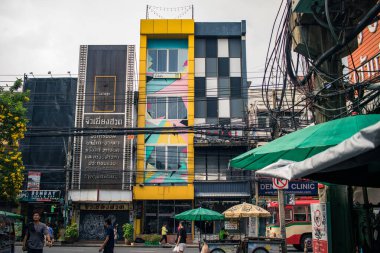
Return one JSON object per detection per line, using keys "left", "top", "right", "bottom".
{"left": 0, "top": 78, "right": 29, "bottom": 201}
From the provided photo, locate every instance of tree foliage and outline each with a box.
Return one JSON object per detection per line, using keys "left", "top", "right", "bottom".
{"left": 0, "top": 79, "right": 29, "bottom": 201}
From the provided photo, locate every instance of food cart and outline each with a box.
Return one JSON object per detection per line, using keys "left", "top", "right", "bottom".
{"left": 203, "top": 203, "right": 285, "bottom": 253}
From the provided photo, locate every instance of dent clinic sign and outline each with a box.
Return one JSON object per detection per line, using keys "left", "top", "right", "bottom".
{"left": 258, "top": 180, "right": 318, "bottom": 196}
{"left": 348, "top": 19, "right": 380, "bottom": 83}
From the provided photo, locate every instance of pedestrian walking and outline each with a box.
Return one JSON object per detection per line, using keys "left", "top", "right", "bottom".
{"left": 176, "top": 221, "right": 187, "bottom": 253}
{"left": 113, "top": 224, "right": 118, "bottom": 245}
{"left": 45, "top": 222, "right": 54, "bottom": 245}
{"left": 99, "top": 218, "right": 114, "bottom": 253}
{"left": 22, "top": 212, "right": 52, "bottom": 253}
{"left": 159, "top": 224, "right": 168, "bottom": 244}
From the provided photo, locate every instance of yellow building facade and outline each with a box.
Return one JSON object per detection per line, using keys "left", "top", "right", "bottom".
{"left": 134, "top": 19, "right": 195, "bottom": 237}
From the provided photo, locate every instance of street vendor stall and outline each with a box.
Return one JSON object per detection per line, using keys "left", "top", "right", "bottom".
{"left": 204, "top": 202, "right": 285, "bottom": 253}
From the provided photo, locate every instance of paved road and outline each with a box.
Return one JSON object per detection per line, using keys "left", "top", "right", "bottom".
{"left": 15, "top": 246, "right": 303, "bottom": 253}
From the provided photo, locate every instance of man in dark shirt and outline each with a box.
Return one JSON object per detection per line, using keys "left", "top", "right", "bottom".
{"left": 22, "top": 212, "right": 52, "bottom": 253}
{"left": 176, "top": 221, "right": 187, "bottom": 253}
{"left": 99, "top": 218, "right": 114, "bottom": 253}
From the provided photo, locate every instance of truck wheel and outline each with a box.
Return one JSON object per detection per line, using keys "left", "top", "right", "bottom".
{"left": 300, "top": 234, "right": 312, "bottom": 252}
{"left": 253, "top": 248, "right": 269, "bottom": 253}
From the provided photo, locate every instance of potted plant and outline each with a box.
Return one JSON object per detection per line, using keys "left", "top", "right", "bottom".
{"left": 64, "top": 223, "right": 79, "bottom": 243}
{"left": 122, "top": 223, "right": 134, "bottom": 245}
{"left": 142, "top": 234, "right": 161, "bottom": 246}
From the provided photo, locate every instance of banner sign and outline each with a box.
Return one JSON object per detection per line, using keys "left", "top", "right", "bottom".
{"left": 79, "top": 203, "right": 132, "bottom": 211}
{"left": 27, "top": 171, "right": 41, "bottom": 190}
{"left": 224, "top": 220, "right": 238, "bottom": 230}
{"left": 311, "top": 203, "right": 329, "bottom": 253}
{"left": 19, "top": 190, "right": 61, "bottom": 202}
{"left": 258, "top": 180, "right": 318, "bottom": 196}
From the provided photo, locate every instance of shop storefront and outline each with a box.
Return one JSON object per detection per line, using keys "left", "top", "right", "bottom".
{"left": 19, "top": 190, "right": 63, "bottom": 237}
{"left": 194, "top": 181, "right": 251, "bottom": 236}
{"left": 69, "top": 189, "right": 133, "bottom": 241}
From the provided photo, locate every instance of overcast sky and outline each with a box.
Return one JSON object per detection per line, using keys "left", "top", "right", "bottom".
{"left": 0, "top": 0, "right": 281, "bottom": 84}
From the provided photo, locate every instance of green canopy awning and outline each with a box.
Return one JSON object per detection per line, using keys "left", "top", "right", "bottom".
{"left": 175, "top": 207, "right": 224, "bottom": 221}
{"left": 230, "top": 114, "right": 380, "bottom": 170}
{"left": 0, "top": 210, "right": 23, "bottom": 219}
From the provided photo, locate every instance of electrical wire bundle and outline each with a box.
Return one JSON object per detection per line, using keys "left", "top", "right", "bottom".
{"left": 262, "top": 0, "right": 380, "bottom": 134}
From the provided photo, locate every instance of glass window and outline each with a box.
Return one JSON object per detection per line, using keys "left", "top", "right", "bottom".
{"left": 218, "top": 78, "right": 230, "bottom": 97}
{"left": 195, "top": 78, "right": 206, "bottom": 97}
{"left": 229, "top": 38, "right": 241, "bottom": 57}
{"left": 206, "top": 58, "right": 217, "bottom": 77}
{"left": 169, "top": 50, "right": 178, "bottom": 72}
{"left": 230, "top": 77, "right": 242, "bottom": 98}
{"left": 293, "top": 206, "right": 307, "bottom": 221}
{"left": 206, "top": 38, "right": 218, "bottom": 58}
{"left": 177, "top": 97, "right": 187, "bottom": 120}
{"left": 218, "top": 58, "right": 230, "bottom": 77}
{"left": 207, "top": 97, "right": 218, "bottom": 118}
{"left": 178, "top": 49, "right": 188, "bottom": 72}
{"left": 147, "top": 97, "right": 156, "bottom": 118}
{"left": 167, "top": 146, "right": 179, "bottom": 170}
{"left": 156, "top": 97, "right": 166, "bottom": 119}
{"left": 145, "top": 146, "right": 187, "bottom": 171}
{"left": 157, "top": 50, "right": 167, "bottom": 72}
{"left": 156, "top": 146, "right": 166, "bottom": 170}
{"left": 195, "top": 39, "right": 206, "bottom": 58}
{"left": 147, "top": 49, "right": 157, "bottom": 72}
{"left": 168, "top": 97, "right": 178, "bottom": 119}
{"left": 231, "top": 99, "right": 243, "bottom": 118}
{"left": 195, "top": 98, "right": 207, "bottom": 118}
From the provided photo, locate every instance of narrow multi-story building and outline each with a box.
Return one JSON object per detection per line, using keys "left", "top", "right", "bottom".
{"left": 134, "top": 19, "right": 195, "bottom": 241}
{"left": 20, "top": 77, "right": 77, "bottom": 224}
{"left": 135, "top": 18, "right": 251, "bottom": 240}
{"left": 69, "top": 45, "right": 136, "bottom": 240}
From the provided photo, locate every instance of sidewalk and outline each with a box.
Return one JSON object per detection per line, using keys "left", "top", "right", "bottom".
{"left": 15, "top": 241, "right": 199, "bottom": 248}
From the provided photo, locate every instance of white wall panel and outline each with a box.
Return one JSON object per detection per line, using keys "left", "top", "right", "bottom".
{"left": 218, "top": 99, "right": 230, "bottom": 118}
{"left": 195, "top": 58, "right": 206, "bottom": 77}
{"left": 218, "top": 39, "right": 229, "bottom": 57}
{"left": 230, "top": 58, "right": 241, "bottom": 77}
{"left": 206, "top": 77, "right": 218, "bottom": 97}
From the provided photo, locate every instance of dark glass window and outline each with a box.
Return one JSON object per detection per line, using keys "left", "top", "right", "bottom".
{"left": 168, "top": 97, "right": 178, "bottom": 119}
{"left": 218, "top": 78, "right": 230, "bottom": 97}
{"left": 167, "top": 146, "right": 179, "bottom": 170}
{"left": 206, "top": 97, "right": 218, "bottom": 118}
{"left": 231, "top": 99, "right": 243, "bottom": 118}
{"left": 148, "top": 49, "right": 157, "bottom": 72}
{"left": 157, "top": 50, "right": 167, "bottom": 72}
{"left": 218, "top": 58, "right": 230, "bottom": 77}
{"left": 195, "top": 39, "right": 206, "bottom": 58}
{"left": 229, "top": 38, "right": 241, "bottom": 57}
{"left": 195, "top": 98, "right": 206, "bottom": 118}
{"left": 206, "top": 38, "right": 218, "bottom": 58}
{"left": 206, "top": 58, "right": 217, "bottom": 77}
{"left": 230, "top": 77, "right": 242, "bottom": 98}
{"left": 156, "top": 97, "right": 166, "bottom": 119}
{"left": 169, "top": 50, "right": 178, "bottom": 72}
{"left": 177, "top": 97, "right": 187, "bottom": 119}
{"left": 156, "top": 146, "right": 166, "bottom": 170}
{"left": 195, "top": 77, "right": 206, "bottom": 97}
{"left": 147, "top": 97, "right": 156, "bottom": 118}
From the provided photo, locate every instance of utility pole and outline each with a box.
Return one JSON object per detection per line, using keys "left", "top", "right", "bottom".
{"left": 272, "top": 90, "right": 287, "bottom": 253}
{"left": 64, "top": 136, "right": 72, "bottom": 227}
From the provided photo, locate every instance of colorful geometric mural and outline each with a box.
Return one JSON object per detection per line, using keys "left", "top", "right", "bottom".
{"left": 143, "top": 39, "right": 189, "bottom": 184}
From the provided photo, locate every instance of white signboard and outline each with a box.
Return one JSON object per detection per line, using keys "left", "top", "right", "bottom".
{"left": 224, "top": 220, "right": 238, "bottom": 230}
{"left": 248, "top": 217, "right": 258, "bottom": 237}
{"left": 310, "top": 203, "right": 329, "bottom": 253}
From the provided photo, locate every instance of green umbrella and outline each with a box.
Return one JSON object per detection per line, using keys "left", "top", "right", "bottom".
{"left": 175, "top": 207, "right": 224, "bottom": 221}
{"left": 230, "top": 114, "right": 380, "bottom": 170}
{"left": 0, "top": 210, "right": 23, "bottom": 219}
